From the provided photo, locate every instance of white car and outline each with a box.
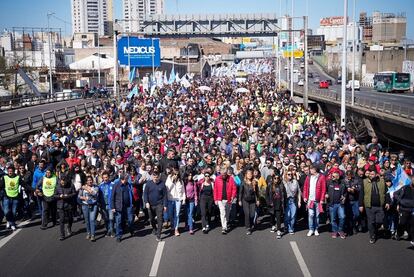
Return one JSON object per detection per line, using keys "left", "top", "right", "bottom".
{"left": 346, "top": 80, "right": 360, "bottom": 90}
{"left": 298, "top": 79, "right": 304, "bottom": 86}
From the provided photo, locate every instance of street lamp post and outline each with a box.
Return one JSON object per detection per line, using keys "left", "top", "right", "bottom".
{"left": 98, "top": 33, "right": 101, "bottom": 85}
{"left": 113, "top": 30, "right": 118, "bottom": 98}
{"left": 187, "top": 45, "right": 192, "bottom": 76}
{"left": 304, "top": 15, "right": 309, "bottom": 109}
{"left": 290, "top": 0, "right": 294, "bottom": 98}
{"left": 351, "top": 0, "right": 356, "bottom": 106}
{"left": 340, "top": 0, "right": 348, "bottom": 126}
{"left": 47, "top": 12, "right": 54, "bottom": 97}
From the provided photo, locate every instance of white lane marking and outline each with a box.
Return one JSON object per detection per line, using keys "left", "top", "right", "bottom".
{"left": 290, "top": 241, "right": 312, "bottom": 277}
{"left": 0, "top": 219, "right": 31, "bottom": 249}
{"left": 149, "top": 241, "right": 165, "bottom": 277}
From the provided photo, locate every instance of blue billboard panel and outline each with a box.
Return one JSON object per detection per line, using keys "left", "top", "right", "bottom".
{"left": 118, "top": 37, "right": 161, "bottom": 67}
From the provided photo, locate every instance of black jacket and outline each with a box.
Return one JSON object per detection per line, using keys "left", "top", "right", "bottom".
{"left": 239, "top": 181, "right": 259, "bottom": 203}
{"left": 394, "top": 185, "right": 414, "bottom": 212}
{"left": 326, "top": 179, "right": 347, "bottom": 206}
{"left": 55, "top": 184, "right": 77, "bottom": 209}
{"left": 111, "top": 181, "right": 133, "bottom": 212}
{"left": 266, "top": 182, "right": 286, "bottom": 210}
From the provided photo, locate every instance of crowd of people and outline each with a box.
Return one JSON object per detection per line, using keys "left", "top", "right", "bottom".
{"left": 0, "top": 73, "right": 413, "bottom": 247}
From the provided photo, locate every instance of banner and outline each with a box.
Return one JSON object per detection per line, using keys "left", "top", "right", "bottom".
{"left": 118, "top": 37, "right": 161, "bottom": 67}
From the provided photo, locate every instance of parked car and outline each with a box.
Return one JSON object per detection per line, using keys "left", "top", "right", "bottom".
{"left": 313, "top": 77, "right": 320, "bottom": 84}
{"left": 298, "top": 79, "right": 304, "bottom": 86}
{"left": 336, "top": 76, "right": 342, "bottom": 84}
{"left": 346, "top": 80, "right": 360, "bottom": 90}
{"left": 319, "top": 81, "right": 329, "bottom": 89}
{"left": 308, "top": 72, "right": 313, "bottom": 78}
{"left": 326, "top": 79, "right": 333, "bottom": 86}
{"left": 308, "top": 59, "right": 313, "bottom": 64}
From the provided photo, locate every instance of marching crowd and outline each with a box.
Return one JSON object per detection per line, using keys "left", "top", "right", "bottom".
{"left": 0, "top": 74, "right": 413, "bottom": 247}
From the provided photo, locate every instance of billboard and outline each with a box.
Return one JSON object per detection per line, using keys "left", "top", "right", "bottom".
{"left": 283, "top": 50, "right": 304, "bottom": 58}
{"left": 319, "top": 16, "right": 347, "bottom": 26}
{"left": 118, "top": 37, "right": 161, "bottom": 67}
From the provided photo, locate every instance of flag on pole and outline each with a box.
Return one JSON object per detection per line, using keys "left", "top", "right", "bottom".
{"left": 168, "top": 67, "right": 176, "bottom": 84}
{"left": 163, "top": 71, "right": 169, "bottom": 85}
{"left": 129, "top": 67, "right": 136, "bottom": 83}
{"left": 175, "top": 72, "right": 181, "bottom": 83}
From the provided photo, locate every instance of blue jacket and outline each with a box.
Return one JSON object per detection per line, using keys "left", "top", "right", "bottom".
{"left": 111, "top": 180, "right": 134, "bottom": 211}
{"left": 32, "top": 166, "right": 46, "bottom": 189}
{"left": 98, "top": 181, "right": 114, "bottom": 209}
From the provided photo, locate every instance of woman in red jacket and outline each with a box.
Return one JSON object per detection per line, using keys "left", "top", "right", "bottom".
{"left": 213, "top": 166, "right": 237, "bottom": 234}
{"left": 303, "top": 164, "right": 327, "bottom": 237}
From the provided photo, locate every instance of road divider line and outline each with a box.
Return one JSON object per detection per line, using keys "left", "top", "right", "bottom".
{"left": 149, "top": 241, "right": 165, "bottom": 277}
{"left": 290, "top": 241, "right": 312, "bottom": 277}
{"left": 0, "top": 219, "right": 32, "bottom": 249}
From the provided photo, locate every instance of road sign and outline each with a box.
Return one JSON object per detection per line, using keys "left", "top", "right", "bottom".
{"left": 118, "top": 37, "right": 161, "bottom": 67}
{"left": 283, "top": 50, "right": 304, "bottom": 58}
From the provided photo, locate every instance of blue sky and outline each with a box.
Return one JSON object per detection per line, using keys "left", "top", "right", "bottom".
{"left": 0, "top": 0, "right": 413, "bottom": 39}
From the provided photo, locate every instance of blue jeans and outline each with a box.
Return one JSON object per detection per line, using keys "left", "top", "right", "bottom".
{"left": 385, "top": 210, "right": 398, "bottom": 233}
{"left": 346, "top": 200, "right": 360, "bottom": 229}
{"left": 3, "top": 197, "right": 19, "bottom": 226}
{"left": 82, "top": 204, "right": 97, "bottom": 236}
{"left": 284, "top": 197, "right": 297, "bottom": 232}
{"left": 101, "top": 206, "right": 114, "bottom": 234}
{"left": 168, "top": 200, "right": 182, "bottom": 230}
{"left": 308, "top": 201, "right": 320, "bottom": 231}
{"left": 186, "top": 201, "right": 195, "bottom": 230}
{"left": 329, "top": 204, "right": 345, "bottom": 233}
{"left": 114, "top": 207, "right": 134, "bottom": 239}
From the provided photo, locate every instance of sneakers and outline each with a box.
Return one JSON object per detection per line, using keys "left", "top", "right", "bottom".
{"left": 202, "top": 227, "right": 207, "bottom": 233}
{"left": 331, "top": 232, "right": 338, "bottom": 239}
{"left": 66, "top": 227, "right": 72, "bottom": 237}
{"left": 410, "top": 241, "right": 414, "bottom": 247}
{"left": 307, "top": 230, "right": 314, "bottom": 237}
{"left": 6, "top": 222, "right": 10, "bottom": 229}
{"left": 314, "top": 230, "right": 320, "bottom": 236}
{"left": 270, "top": 226, "right": 277, "bottom": 233}
{"left": 90, "top": 235, "right": 96, "bottom": 242}
{"left": 339, "top": 232, "right": 346, "bottom": 239}
{"left": 59, "top": 236, "right": 65, "bottom": 241}
{"left": 276, "top": 230, "right": 282, "bottom": 239}
{"left": 11, "top": 225, "right": 16, "bottom": 231}
{"left": 116, "top": 237, "right": 121, "bottom": 243}
{"left": 369, "top": 237, "right": 376, "bottom": 244}
{"left": 246, "top": 229, "right": 252, "bottom": 235}
{"left": 110, "top": 231, "right": 115, "bottom": 238}
{"left": 289, "top": 231, "right": 295, "bottom": 235}
{"left": 206, "top": 225, "right": 210, "bottom": 232}
{"left": 174, "top": 230, "right": 180, "bottom": 237}
{"left": 156, "top": 237, "right": 162, "bottom": 242}
{"left": 86, "top": 234, "right": 91, "bottom": 240}
{"left": 189, "top": 230, "right": 194, "bottom": 235}
{"left": 222, "top": 229, "right": 227, "bottom": 235}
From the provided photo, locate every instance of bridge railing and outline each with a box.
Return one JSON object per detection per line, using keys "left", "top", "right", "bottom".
{"left": 0, "top": 91, "right": 84, "bottom": 112}
{"left": 296, "top": 87, "right": 414, "bottom": 121}
{"left": 0, "top": 100, "right": 105, "bottom": 144}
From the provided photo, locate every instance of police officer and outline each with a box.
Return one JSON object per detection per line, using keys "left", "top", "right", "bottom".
{"left": 0, "top": 165, "right": 21, "bottom": 230}
{"left": 36, "top": 168, "right": 58, "bottom": 229}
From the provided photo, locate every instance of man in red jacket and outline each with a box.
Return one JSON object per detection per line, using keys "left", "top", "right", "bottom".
{"left": 214, "top": 165, "right": 237, "bottom": 234}
{"left": 303, "top": 164, "right": 327, "bottom": 237}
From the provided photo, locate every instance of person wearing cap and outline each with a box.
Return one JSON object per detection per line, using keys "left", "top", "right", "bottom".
{"left": 36, "top": 168, "right": 58, "bottom": 229}
{"left": 0, "top": 165, "right": 20, "bottom": 230}
{"left": 359, "top": 169, "right": 387, "bottom": 244}
{"left": 55, "top": 175, "right": 77, "bottom": 241}
{"left": 214, "top": 165, "right": 237, "bottom": 234}
{"left": 98, "top": 171, "right": 115, "bottom": 237}
{"left": 111, "top": 174, "right": 135, "bottom": 242}
{"left": 303, "top": 164, "right": 326, "bottom": 237}
{"left": 343, "top": 170, "right": 361, "bottom": 235}
{"left": 144, "top": 168, "right": 168, "bottom": 241}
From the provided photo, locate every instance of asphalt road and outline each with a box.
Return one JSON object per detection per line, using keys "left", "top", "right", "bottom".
{"left": 0, "top": 99, "right": 97, "bottom": 125}
{"left": 0, "top": 215, "right": 413, "bottom": 277}
{"left": 281, "top": 59, "right": 414, "bottom": 109}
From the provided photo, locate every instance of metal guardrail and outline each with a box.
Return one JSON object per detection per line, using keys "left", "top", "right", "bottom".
{"left": 296, "top": 87, "right": 414, "bottom": 121}
{"left": 0, "top": 100, "right": 105, "bottom": 143}
{"left": 0, "top": 91, "right": 83, "bottom": 112}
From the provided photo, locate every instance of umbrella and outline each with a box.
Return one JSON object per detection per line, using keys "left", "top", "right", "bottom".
{"left": 235, "top": 87, "right": 250, "bottom": 93}
{"left": 198, "top": 86, "right": 212, "bottom": 92}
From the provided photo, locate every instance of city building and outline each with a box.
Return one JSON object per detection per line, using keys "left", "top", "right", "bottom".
{"left": 359, "top": 12, "right": 373, "bottom": 43}
{"left": 316, "top": 16, "right": 362, "bottom": 45}
{"left": 123, "top": 0, "right": 165, "bottom": 33}
{"left": 372, "top": 12, "right": 406, "bottom": 43}
{"left": 71, "top": 0, "right": 113, "bottom": 36}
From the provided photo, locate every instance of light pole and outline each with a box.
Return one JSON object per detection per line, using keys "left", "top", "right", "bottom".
{"left": 340, "top": 0, "right": 348, "bottom": 126}
{"left": 187, "top": 45, "right": 192, "bottom": 76}
{"left": 113, "top": 30, "right": 118, "bottom": 98}
{"left": 351, "top": 0, "right": 356, "bottom": 106}
{"left": 304, "top": 15, "right": 309, "bottom": 109}
{"left": 98, "top": 33, "right": 101, "bottom": 85}
{"left": 47, "top": 12, "right": 54, "bottom": 97}
{"left": 290, "top": 0, "right": 294, "bottom": 98}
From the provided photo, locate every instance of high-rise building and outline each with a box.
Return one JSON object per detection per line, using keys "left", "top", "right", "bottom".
{"left": 71, "top": 0, "right": 113, "bottom": 36}
{"left": 123, "top": 0, "right": 165, "bottom": 33}
{"left": 359, "top": 12, "right": 373, "bottom": 43}
{"left": 372, "top": 12, "right": 406, "bottom": 43}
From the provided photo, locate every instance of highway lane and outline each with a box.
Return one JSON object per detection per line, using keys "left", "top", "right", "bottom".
{"left": 0, "top": 217, "right": 413, "bottom": 277}
{"left": 0, "top": 99, "right": 98, "bottom": 125}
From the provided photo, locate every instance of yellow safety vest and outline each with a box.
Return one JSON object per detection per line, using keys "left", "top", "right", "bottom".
{"left": 4, "top": 175, "right": 19, "bottom": 198}
{"left": 42, "top": 176, "right": 57, "bottom": 197}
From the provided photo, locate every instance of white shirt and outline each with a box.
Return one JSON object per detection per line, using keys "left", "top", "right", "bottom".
{"left": 309, "top": 174, "right": 319, "bottom": 201}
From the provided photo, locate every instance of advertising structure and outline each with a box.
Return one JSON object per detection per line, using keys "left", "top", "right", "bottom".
{"left": 319, "top": 16, "right": 348, "bottom": 26}
{"left": 118, "top": 37, "right": 161, "bottom": 67}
